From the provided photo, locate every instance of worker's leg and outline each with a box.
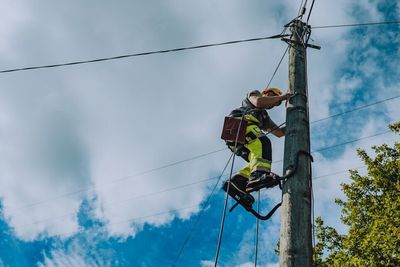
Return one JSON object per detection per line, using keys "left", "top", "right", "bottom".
{"left": 224, "top": 144, "right": 251, "bottom": 191}
{"left": 244, "top": 127, "right": 279, "bottom": 190}
{"left": 245, "top": 126, "right": 272, "bottom": 175}
{"left": 222, "top": 173, "right": 255, "bottom": 210}
{"left": 222, "top": 148, "right": 254, "bottom": 209}
{"left": 229, "top": 125, "right": 272, "bottom": 184}
{"left": 222, "top": 164, "right": 250, "bottom": 195}
{"left": 228, "top": 144, "right": 250, "bottom": 163}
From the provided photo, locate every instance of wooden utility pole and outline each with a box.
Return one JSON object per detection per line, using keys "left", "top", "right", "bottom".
{"left": 279, "top": 20, "right": 313, "bottom": 267}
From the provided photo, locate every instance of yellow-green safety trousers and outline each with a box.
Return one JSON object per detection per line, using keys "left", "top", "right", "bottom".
{"left": 237, "top": 117, "right": 272, "bottom": 179}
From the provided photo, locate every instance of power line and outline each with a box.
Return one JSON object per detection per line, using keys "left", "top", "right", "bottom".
{"left": 18, "top": 163, "right": 365, "bottom": 230}
{"left": 306, "top": 0, "right": 316, "bottom": 24}
{"left": 44, "top": 163, "right": 369, "bottom": 239}
{"left": 312, "top": 130, "right": 391, "bottom": 153}
{"left": 310, "top": 95, "right": 400, "bottom": 124}
{"left": 312, "top": 21, "right": 400, "bottom": 29}
{"left": 268, "top": 129, "right": 392, "bottom": 165}
{"left": 106, "top": 204, "right": 202, "bottom": 226}
{"left": 313, "top": 165, "right": 366, "bottom": 181}
{"left": 20, "top": 155, "right": 234, "bottom": 260}
{"left": 0, "top": 34, "right": 286, "bottom": 74}
{"left": 83, "top": 176, "right": 222, "bottom": 214}
{"left": 1, "top": 20, "right": 399, "bottom": 74}
{"left": 15, "top": 147, "right": 227, "bottom": 210}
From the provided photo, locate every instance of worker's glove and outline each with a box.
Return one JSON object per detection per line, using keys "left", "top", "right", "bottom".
{"left": 284, "top": 92, "right": 293, "bottom": 107}
{"left": 282, "top": 92, "right": 293, "bottom": 100}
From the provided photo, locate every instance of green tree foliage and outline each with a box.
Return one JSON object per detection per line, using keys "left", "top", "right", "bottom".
{"left": 314, "top": 121, "right": 400, "bottom": 267}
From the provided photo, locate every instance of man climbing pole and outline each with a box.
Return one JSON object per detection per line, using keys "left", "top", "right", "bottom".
{"left": 221, "top": 87, "right": 291, "bottom": 210}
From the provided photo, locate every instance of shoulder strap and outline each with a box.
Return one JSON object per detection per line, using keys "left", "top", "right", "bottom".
{"left": 229, "top": 106, "right": 246, "bottom": 117}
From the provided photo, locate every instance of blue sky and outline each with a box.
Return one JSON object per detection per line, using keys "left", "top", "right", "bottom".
{"left": 0, "top": 1, "right": 399, "bottom": 266}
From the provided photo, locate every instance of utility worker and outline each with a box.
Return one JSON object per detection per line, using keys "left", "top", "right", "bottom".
{"left": 221, "top": 87, "right": 290, "bottom": 209}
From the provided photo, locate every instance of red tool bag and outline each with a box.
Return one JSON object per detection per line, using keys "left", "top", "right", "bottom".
{"left": 220, "top": 116, "right": 248, "bottom": 144}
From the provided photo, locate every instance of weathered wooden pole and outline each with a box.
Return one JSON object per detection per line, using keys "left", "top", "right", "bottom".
{"left": 279, "top": 19, "right": 313, "bottom": 267}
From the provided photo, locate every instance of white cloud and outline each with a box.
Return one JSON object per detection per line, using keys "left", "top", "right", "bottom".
{"left": 0, "top": 1, "right": 31, "bottom": 59}
{"left": 38, "top": 239, "right": 110, "bottom": 267}
{"left": 200, "top": 260, "right": 214, "bottom": 267}
{"left": 0, "top": 85, "right": 89, "bottom": 240}
{"left": 336, "top": 76, "right": 362, "bottom": 102}
{"left": 353, "top": 1, "right": 383, "bottom": 21}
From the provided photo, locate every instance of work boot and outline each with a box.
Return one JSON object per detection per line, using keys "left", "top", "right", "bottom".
{"left": 222, "top": 175, "right": 255, "bottom": 211}
{"left": 246, "top": 171, "right": 279, "bottom": 192}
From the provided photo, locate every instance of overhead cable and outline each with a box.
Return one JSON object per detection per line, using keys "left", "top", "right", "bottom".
{"left": 1, "top": 20, "right": 399, "bottom": 74}
{"left": 18, "top": 147, "right": 227, "bottom": 210}
{"left": 264, "top": 130, "right": 392, "bottom": 165}
{"left": 0, "top": 34, "right": 286, "bottom": 74}
{"left": 310, "top": 95, "right": 400, "bottom": 124}
{"left": 49, "top": 163, "right": 371, "bottom": 238}
{"left": 313, "top": 165, "right": 366, "bottom": 181}
{"left": 312, "top": 130, "right": 391, "bottom": 153}
{"left": 306, "top": 0, "right": 316, "bottom": 24}
{"left": 312, "top": 21, "right": 400, "bottom": 29}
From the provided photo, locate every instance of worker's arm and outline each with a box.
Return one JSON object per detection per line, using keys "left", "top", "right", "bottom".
{"left": 249, "top": 93, "right": 291, "bottom": 109}
{"left": 266, "top": 120, "right": 285, "bottom": 137}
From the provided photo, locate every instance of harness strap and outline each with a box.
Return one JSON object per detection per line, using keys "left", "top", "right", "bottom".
{"left": 245, "top": 131, "right": 258, "bottom": 143}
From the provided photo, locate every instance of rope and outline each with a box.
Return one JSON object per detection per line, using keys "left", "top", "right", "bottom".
{"left": 266, "top": 46, "right": 290, "bottom": 88}
{"left": 214, "top": 109, "right": 249, "bottom": 266}
{"left": 254, "top": 190, "right": 261, "bottom": 267}
{"left": 171, "top": 153, "right": 234, "bottom": 266}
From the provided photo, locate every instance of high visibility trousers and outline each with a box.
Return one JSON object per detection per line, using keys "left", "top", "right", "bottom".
{"left": 238, "top": 124, "right": 272, "bottom": 179}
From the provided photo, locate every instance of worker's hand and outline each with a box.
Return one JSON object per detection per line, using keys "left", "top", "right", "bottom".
{"left": 281, "top": 92, "right": 292, "bottom": 101}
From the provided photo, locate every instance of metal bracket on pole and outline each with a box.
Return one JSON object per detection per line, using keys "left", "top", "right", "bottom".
{"left": 281, "top": 37, "right": 321, "bottom": 50}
